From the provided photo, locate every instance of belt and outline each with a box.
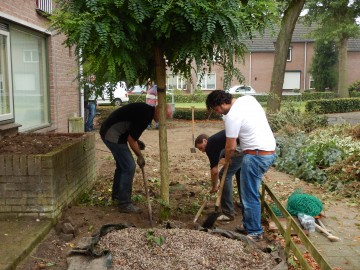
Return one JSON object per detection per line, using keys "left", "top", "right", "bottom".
{"left": 243, "top": 150, "right": 275, "bottom": 155}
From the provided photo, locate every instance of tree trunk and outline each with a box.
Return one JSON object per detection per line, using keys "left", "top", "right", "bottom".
{"left": 154, "top": 46, "right": 171, "bottom": 220}
{"left": 267, "top": 0, "right": 305, "bottom": 114}
{"left": 337, "top": 37, "right": 349, "bottom": 98}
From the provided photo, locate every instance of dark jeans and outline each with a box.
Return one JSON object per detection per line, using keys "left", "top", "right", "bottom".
{"left": 85, "top": 101, "right": 96, "bottom": 132}
{"left": 219, "top": 154, "right": 243, "bottom": 216}
{"left": 102, "top": 138, "right": 136, "bottom": 207}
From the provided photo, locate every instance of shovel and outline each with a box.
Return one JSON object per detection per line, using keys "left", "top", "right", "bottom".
{"left": 190, "top": 106, "right": 196, "bottom": 153}
{"left": 202, "top": 162, "right": 229, "bottom": 228}
{"left": 141, "top": 167, "right": 153, "bottom": 227}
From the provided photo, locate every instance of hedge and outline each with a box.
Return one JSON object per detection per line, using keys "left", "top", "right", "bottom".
{"left": 128, "top": 91, "right": 336, "bottom": 104}
{"left": 305, "top": 98, "right": 360, "bottom": 113}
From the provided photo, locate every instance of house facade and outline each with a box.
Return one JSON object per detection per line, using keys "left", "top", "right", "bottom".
{"left": 0, "top": 0, "right": 80, "bottom": 138}
{"left": 167, "top": 23, "right": 360, "bottom": 94}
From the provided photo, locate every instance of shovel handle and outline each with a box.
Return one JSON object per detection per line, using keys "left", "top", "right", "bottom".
{"left": 141, "top": 167, "right": 153, "bottom": 227}
{"left": 215, "top": 162, "right": 229, "bottom": 207}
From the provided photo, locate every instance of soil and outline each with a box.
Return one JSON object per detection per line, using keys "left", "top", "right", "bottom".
{"left": 11, "top": 113, "right": 334, "bottom": 270}
{"left": 0, "top": 133, "right": 86, "bottom": 155}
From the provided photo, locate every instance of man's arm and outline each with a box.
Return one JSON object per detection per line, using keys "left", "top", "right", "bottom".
{"left": 225, "top": 137, "right": 237, "bottom": 164}
{"left": 210, "top": 166, "right": 219, "bottom": 193}
{"left": 128, "top": 135, "right": 145, "bottom": 167}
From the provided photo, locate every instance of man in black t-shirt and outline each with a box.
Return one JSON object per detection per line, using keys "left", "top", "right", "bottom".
{"left": 195, "top": 130, "right": 243, "bottom": 221}
{"left": 100, "top": 102, "right": 173, "bottom": 213}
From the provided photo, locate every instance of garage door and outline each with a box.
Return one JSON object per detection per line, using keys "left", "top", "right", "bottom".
{"left": 283, "top": 71, "right": 301, "bottom": 90}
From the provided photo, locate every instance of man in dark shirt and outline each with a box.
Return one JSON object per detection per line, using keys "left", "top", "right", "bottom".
{"left": 100, "top": 102, "right": 173, "bottom": 213}
{"left": 195, "top": 130, "right": 242, "bottom": 221}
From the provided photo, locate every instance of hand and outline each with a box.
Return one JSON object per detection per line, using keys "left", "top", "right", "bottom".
{"left": 137, "top": 140, "right": 145, "bottom": 150}
{"left": 218, "top": 158, "right": 225, "bottom": 166}
{"left": 137, "top": 155, "right": 145, "bottom": 168}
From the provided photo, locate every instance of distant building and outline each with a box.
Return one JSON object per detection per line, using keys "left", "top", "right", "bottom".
{"left": 0, "top": 0, "right": 80, "bottom": 137}
{"left": 167, "top": 23, "right": 360, "bottom": 94}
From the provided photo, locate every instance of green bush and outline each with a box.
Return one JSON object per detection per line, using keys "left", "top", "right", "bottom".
{"left": 348, "top": 79, "right": 360, "bottom": 92}
{"left": 274, "top": 124, "right": 360, "bottom": 199}
{"left": 173, "top": 108, "right": 222, "bottom": 120}
{"left": 267, "top": 105, "right": 328, "bottom": 133}
{"left": 306, "top": 98, "right": 360, "bottom": 113}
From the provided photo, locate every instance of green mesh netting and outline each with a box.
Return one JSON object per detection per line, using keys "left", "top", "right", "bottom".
{"left": 270, "top": 202, "right": 283, "bottom": 217}
{"left": 286, "top": 190, "right": 323, "bottom": 217}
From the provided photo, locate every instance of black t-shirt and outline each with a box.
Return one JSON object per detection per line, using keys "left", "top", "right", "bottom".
{"left": 206, "top": 130, "right": 227, "bottom": 169}
{"left": 100, "top": 103, "right": 154, "bottom": 144}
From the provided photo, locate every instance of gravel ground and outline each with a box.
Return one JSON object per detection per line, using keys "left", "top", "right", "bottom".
{"left": 98, "top": 228, "right": 278, "bottom": 270}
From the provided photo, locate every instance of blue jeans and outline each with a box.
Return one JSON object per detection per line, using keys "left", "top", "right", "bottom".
{"left": 219, "top": 154, "right": 243, "bottom": 217}
{"left": 102, "top": 139, "right": 136, "bottom": 207}
{"left": 85, "top": 102, "right": 96, "bottom": 132}
{"left": 240, "top": 153, "right": 276, "bottom": 235}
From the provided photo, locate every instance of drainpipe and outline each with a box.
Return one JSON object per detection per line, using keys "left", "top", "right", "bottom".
{"left": 304, "top": 42, "right": 307, "bottom": 90}
{"left": 249, "top": 52, "right": 252, "bottom": 85}
{"left": 79, "top": 49, "right": 84, "bottom": 118}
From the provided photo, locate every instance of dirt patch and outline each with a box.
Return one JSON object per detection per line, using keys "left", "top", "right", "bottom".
{"left": 0, "top": 133, "right": 85, "bottom": 155}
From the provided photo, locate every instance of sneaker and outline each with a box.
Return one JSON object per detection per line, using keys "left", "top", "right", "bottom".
{"left": 217, "top": 214, "right": 234, "bottom": 221}
{"left": 247, "top": 233, "right": 263, "bottom": 242}
{"left": 119, "top": 204, "right": 142, "bottom": 214}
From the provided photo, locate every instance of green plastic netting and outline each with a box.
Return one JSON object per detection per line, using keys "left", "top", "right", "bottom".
{"left": 286, "top": 190, "right": 323, "bottom": 217}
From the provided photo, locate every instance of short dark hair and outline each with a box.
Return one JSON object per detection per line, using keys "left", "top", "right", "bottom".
{"left": 194, "top": 134, "right": 208, "bottom": 146}
{"left": 206, "top": 90, "right": 232, "bottom": 110}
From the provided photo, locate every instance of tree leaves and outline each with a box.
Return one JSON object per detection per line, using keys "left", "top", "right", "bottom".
{"left": 51, "top": 0, "right": 277, "bottom": 86}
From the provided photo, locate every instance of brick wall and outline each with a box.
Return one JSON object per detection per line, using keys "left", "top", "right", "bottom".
{"left": 0, "top": 0, "right": 80, "bottom": 133}
{"left": 0, "top": 133, "right": 96, "bottom": 219}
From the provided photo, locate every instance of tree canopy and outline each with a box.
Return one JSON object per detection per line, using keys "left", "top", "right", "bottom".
{"left": 51, "top": 0, "right": 277, "bottom": 87}
{"left": 304, "top": 0, "right": 360, "bottom": 97}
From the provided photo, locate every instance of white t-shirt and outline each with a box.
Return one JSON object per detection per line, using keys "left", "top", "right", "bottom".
{"left": 225, "top": 95, "right": 276, "bottom": 151}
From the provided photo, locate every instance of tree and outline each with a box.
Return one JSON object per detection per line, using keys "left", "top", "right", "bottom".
{"left": 267, "top": 0, "right": 306, "bottom": 114}
{"left": 50, "top": 0, "right": 277, "bottom": 219}
{"left": 305, "top": 0, "right": 360, "bottom": 98}
{"left": 310, "top": 39, "right": 338, "bottom": 91}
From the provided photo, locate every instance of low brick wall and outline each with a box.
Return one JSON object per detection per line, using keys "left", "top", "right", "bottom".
{"left": 0, "top": 133, "right": 96, "bottom": 220}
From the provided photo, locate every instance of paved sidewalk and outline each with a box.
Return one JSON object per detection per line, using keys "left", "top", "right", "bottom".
{"left": 0, "top": 218, "right": 53, "bottom": 270}
{"left": 326, "top": 111, "right": 360, "bottom": 125}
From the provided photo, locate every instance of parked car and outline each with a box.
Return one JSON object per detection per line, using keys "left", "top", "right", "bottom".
{"left": 127, "top": 85, "right": 146, "bottom": 94}
{"left": 97, "top": 81, "right": 129, "bottom": 106}
{"left": 226, "top": 85, "right": 256, "bottom": 95}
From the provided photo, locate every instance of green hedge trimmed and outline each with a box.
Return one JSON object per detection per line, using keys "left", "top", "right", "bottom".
{"left": 305, "top": 98, "right": 360, "bottom": 113}
{"left": 128, "top": 91, "right": 336, "bottom": 104}
{"left": 173, "top": 108, "right": 223, "bottom": 120}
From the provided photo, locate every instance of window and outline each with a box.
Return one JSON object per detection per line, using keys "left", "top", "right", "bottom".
{"left": 36, "top": 0, "right": 53, "bottom": 14}
{"left": 309, "top": 75, "right": 315, "bottom": 89}
{"left": 287, "top": 47, "right": 292, "bottom": 62}
{"left": 0, "top": 28, "right": 14, "bottom": 121}
{"left": 11, "top": 26, "right": 50, "bottom": 131}
{"left": 23, "top": 50, "right": 39, "bottom": 63}
{"left": 166, "top": 74, "right": 186, "bottom": 90}
{"left": 197, "top": 73, "right": 216, "bottom": 90}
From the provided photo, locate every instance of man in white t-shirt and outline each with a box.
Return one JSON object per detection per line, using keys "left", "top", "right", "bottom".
{"left": 206, "top": 90, "right": 276, "bottom": 241}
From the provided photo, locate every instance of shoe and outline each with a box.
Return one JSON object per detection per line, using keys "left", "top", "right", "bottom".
{"left": 217, "top": 214, "right": 234, "bottom": 221}
{"left": 247, "top": 233, "right": 263, "bottom": 242}
{"left": 119, "top": 204, "right": 142, "bottom": 214}
{"left": 235, "top": 225, "right": 247, "bottom": 234}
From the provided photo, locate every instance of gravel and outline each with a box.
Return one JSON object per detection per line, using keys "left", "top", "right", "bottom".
{"left": 98, "top": 228, "right": 277, "bottom": 269}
